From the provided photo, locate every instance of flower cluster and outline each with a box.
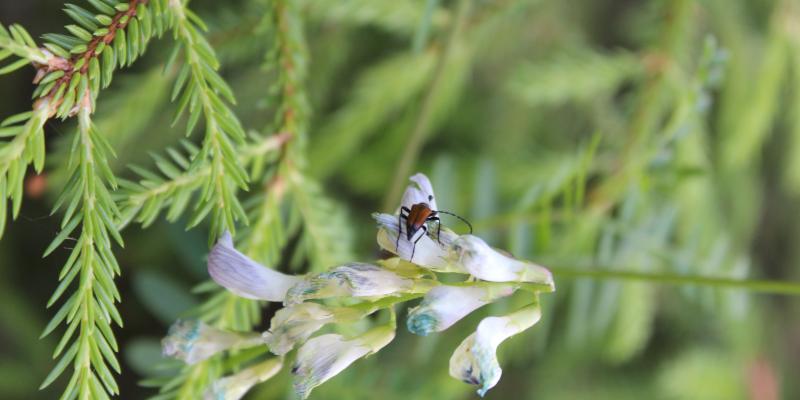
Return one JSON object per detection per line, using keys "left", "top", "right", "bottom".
{"left": 162, "top": 173, "right": 555, "bottom": 399}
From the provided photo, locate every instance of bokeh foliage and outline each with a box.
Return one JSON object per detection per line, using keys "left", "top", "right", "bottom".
{"left": 1, "top": 0, "right": 799, "bottom": 398}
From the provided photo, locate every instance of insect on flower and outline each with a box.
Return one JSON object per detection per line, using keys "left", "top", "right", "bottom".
{"left": 397, "top": 173, "right": 473, "bottom": 260}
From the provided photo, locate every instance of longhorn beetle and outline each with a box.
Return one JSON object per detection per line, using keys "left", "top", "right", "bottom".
{"left": 397, "top": 195, "right": 473, "bottom": 261}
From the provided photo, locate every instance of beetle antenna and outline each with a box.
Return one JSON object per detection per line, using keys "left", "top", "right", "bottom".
{"left": 435, "top": 210, "right": 473, "bottom": 234}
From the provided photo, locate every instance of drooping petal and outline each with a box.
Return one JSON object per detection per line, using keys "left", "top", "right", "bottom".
{"left": 161, "top": 320, "right": 263, "bottom": 365}
{"left": 208, "top": 232, "right": 303, "bottom": 301}
{"left": 204, "top": 357, "right": 283, "bottom": 400}
{"left": 400, "top": 172, "right": 437, "bottom": 211}
{"left": 263, "top": 303, "right": 369, "bottom": 355}
{"left": 292, "top": 325, "right": 395, "bottom": 399}
{"left": 285, "top": 263, "right": 416, "bottom": 305}
{"left": 449, "top": 302, "right": 542, "bottom": 396}
{"left": 407, "top": 285, "right": 515, "bottom": 336}
{"left": 450, "top": 235, "right": 555, "bottom": 289}
{"left": 374, "top": 212, "right": 464, "bottom": 273}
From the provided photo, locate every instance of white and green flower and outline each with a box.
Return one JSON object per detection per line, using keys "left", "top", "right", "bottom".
{"left": 285, "top": 263, "right": 416, "bottom": 305}
{"left": 204, "top": 357, "right": 283, "bottom": 400}
{"left": 374, "top": 212, "right": 464, "bottom": 273}
{"left": 400, "top": 172, "right": 438, "bottom": 211}
{"left": 208, "top": 232, "right": 303, "bottom": 302}
{"left": 263, "top": 302, "right": 369, "bottom": 356}
{"left": 407, "top": 284, "right": 515, "bottom": 336}
{"left": 449, "top": 302, "right": 542, "bottom": 396}
{"left": 451, "top": 235, "right": 555, "bottom": 288}
{"left": 161, "top": 320, "right": 263, "bottom": 365}
{"left": 292, "top": 324, "right": 395, "bottom": 399}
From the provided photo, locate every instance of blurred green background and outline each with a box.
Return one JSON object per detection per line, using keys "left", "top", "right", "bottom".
{"left": 1, "top": 0, "right": 799, "bottom": 398}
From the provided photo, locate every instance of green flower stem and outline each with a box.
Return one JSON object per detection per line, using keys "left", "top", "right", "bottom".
{"left": 550, "top": 267, "right": 800, "bottom": 296}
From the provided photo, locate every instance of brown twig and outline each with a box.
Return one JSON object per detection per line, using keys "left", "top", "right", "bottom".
{"left": 33, "top": 0, "right": 149, "bottom": 115}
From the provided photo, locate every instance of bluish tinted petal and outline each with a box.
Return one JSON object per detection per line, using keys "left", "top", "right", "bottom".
{"left": 208, "top": 232, "right": 303, "bottom": 301}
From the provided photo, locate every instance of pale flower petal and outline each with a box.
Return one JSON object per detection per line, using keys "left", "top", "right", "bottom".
{"left": 450, "top": 235, "right": 555, "bottom": 288}
{"left": 407, "top": 285, "right": 515, "bottom": 336}
{"left": 285, "top": 263, "right": 415, "bottom": 305}
{"left": 449, "top": 302, "right": 542, "bottom": 396}
{"left": 263, "top": 303, "right": 369, "bottom": 355}
{"left": 374, "top": 212, "right": 465, "bottom": 273}
{"left": 400, "top": 172, "right": 438, "bottom": 211}
{"left": 204, "top": 357, "right": 283, "bottom": 400}
{"left": 263, "top": 303, "right": 334, "bottom": 356}
{"left": 161, "top": 320, "right": 262, "bottom": 365}
{"left": 292, "top": 325, "right": 395, "bottom": 399}
{"left": 208, "top": 232, "right": 303, "bottom": 301}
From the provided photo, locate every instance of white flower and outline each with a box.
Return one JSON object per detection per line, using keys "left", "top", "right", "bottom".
{"left": 449, "top": 302, "right": 542, "bottom": 396}
{"left": 450, "top": 235, "right": 555, "bottom": 289}
{"left": 285, "top": 263, "right": 416, "bottom": 305}
{"left": 400, "top": 172, "right": 438, "bottom": 211}
{"left": 204, "top": 357, "right": 283, "bottom": 400}
{"left": 263, "top": 303, "right": 368, "bottom": 356}
{"left": 292, "top": 325, "right": 395, "bottom": 399}
{"left": 161, "top": 320, "right": 263, "bottom": 365}
{"left": 377, "top": 172, "right": 464, "bottom": 272}
{"left": 407, "top": 285, "right": 515, "bottom": 336}
{"left": 374, "top": 212, "right": 465, "bottom": 273}
{"left": 208, "top": 232, "right": 303, "bottom": 301}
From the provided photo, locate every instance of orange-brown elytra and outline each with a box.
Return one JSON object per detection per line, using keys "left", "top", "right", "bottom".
{"left": 405, "top": 202, "right": 436, "bottom": 241}
{"left": 397, "top": 197, "right": 473, "bottom": 261}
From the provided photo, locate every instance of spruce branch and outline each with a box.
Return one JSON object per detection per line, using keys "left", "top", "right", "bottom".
{"left": 33, "top": 0, "right": 168, "bottom": 118}
{"left": 0, "top": 2, "right": 170, "bottom": 397}
{"left": 149, "top": 2, "right": 319, "bottom": 397}
{"left": 40, "top": 94, "right": 124, "bottom": 400}
{"left": 0, "top": 103, "right": 53, "bottom": 238}
{"left": 269, "top": 0, "right": 354, "bottom": 272}
{"left": 117, "top": 132, "right": 290, "bottom": 230}
{"left": 269, "top": 0, "right": 310, "bottom": 150}
{"left": 0, "top": 0, "right": 168, "bottom": 238}
{"left": 0, "top": 24, "right": 50, "bottom": 70}
{"left": 166, "top": 1, "right": 250, "bottom": 241}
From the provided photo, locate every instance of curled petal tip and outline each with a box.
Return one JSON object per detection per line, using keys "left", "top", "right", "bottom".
{"left": 292, "top": 329, "right": 393, "bottom": 399}
{"left": 451, "top": 235, "right": 556, "bottom": 288}
{"left": 449, "top": 303, "right": 542, "bottom": 395}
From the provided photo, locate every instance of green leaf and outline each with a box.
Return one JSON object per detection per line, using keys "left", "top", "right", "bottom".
{"left": 40, "top": 294, "right": 77, "bottom": 339}
{"left": 39, "top": 341, "right": 79, "bottom": 389}
{"left": 43, "top": 216, "right": 81, "bottom": 257}
{"left": 0, "top": 58, "right": 30, "bottom": 75}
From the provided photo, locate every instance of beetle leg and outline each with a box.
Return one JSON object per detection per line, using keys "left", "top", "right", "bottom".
{"left": 397, "top": 207, "right": 410, "bottom": 252}
{"left": 410, "top": 224, "right": 427, "bottom": 262}
{"left": 426, "top": 215, "right": 442, "bottom": 244}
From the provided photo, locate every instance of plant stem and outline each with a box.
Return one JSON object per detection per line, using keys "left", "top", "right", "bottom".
{"left": 551, "top": 267, "right": 800, "bottom": 296}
